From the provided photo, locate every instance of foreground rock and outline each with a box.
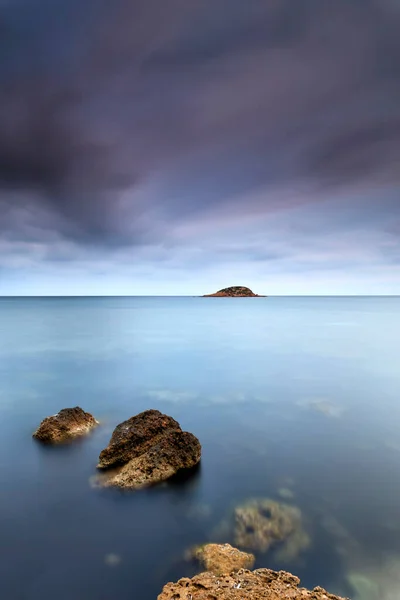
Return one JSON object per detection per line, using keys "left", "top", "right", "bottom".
{"left": 33, "top": 407, "right": 98, "bottom": 443}
{"left": 96, "top": 409, "right": 201, "bottom": 489}
{"left": 203, "top": 286, "right": 265, "bottom": 297}
{"left": 158, "top": 568, "right": 348, "bottom": 600}
{"left": 190, "top": 543, "right": 254, "bottom": 575}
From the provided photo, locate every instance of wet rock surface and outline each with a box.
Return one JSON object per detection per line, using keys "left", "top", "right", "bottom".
{"left": 33, "top": 407, "right": 98, "bottom": 443}
{"left": 158, "top": 567, "right": 348, "bottom": 600}
{"left": 233, "top": 499, "right": 310, "bottom": 559}
{"left": 97, "top": 409, "right": 201, "bottom": 489}
{"left": 190, "top": 543, "right": 255, "bottom": 575}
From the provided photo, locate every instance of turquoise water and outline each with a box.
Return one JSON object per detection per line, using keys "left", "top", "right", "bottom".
{"left": 1, "top": 296, "right": 400, "bottom": 599}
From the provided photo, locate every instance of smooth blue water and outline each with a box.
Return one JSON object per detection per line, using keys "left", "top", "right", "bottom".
{"left": 1, "top": 296, "right": 400, "bottom": 600}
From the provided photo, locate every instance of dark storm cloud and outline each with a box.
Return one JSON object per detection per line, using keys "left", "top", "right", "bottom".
{"left": 0, "top": 0, "right": 399, "bottom": 247}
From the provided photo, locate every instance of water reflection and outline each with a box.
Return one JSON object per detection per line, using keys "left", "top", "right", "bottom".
{"left": 297, "top": 397, "right": 345, "bottom": 418}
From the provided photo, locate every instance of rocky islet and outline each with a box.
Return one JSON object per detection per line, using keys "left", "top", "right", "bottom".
{"left": 203, "top": 286, "right": 265, "bottom": 297}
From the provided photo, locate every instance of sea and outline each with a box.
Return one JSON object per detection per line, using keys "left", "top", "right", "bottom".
{"left": 1, "top": 296, "right": 400, "bottom": 600}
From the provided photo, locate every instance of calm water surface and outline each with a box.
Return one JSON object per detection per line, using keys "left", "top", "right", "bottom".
{"left": 1, "top": 296, "right": 400, "bottom": 600}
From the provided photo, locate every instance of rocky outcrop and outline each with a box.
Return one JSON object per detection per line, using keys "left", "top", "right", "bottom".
{"left": 96, "top": 409, "right": 201, "bottom": 489}
{"left": 158, "top": 567, "right": 348, "bottom": 600}
{"left": 190, "top": 543, "right": 255, "bottom": 576}
{"left": 203, "top": 286, "right": 265, "bottom": 297}
{"left": 33, "top": 407, "right": 98, "bottom": 443}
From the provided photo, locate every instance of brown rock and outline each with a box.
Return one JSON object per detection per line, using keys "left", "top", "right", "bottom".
{"left": 33, "top": 407, "right": 98, "bottom": 443}
{"left": 191, "top": 543, "right": 254, "bottom": 575}
{"left": 158, "top": 568, "right": 348, "bottom": 600}
{"left": 98, "top": 410, "right": 181, "bottom": 469}
{"left": 96, "top": 409, "right": 201, "bottom": 489}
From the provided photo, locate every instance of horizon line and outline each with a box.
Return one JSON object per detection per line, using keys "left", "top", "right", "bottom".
{"left": 0, "top": 294, "right": 399, "bottom": 299}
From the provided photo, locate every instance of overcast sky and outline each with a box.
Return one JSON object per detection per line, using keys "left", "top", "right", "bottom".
{"left": 1, "top": 0, "right": 400, "bottom": 295}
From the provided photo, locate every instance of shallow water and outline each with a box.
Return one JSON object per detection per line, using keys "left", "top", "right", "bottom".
{"left": 1, "top": 296, "right": 400, "bottom": 600}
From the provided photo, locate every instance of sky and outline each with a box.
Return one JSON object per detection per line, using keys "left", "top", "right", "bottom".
{"left": 0, "top": 0, "right": 400, "bottom": 296}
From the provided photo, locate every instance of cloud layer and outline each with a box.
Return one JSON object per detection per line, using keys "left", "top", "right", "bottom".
{"left": 0, "top": 0, "right": 399, "bottom": 293}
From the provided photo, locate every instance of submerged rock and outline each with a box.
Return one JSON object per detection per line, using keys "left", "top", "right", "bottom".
{"left": 189, "top": 543, "right": 254, "bottom": 575}
{"left": 96, "top": 409, "right": 201, "bottom": 489}
{"left": 33, "top": 407, "right": 98, "bottom": 443}
{"left": 158, "top": 567, "right": 348, "bottom": 600}
{"left": 186, "top": 503, "right": 212, "bottom": 521}
{"left": 278, "top": 487, "right": 294, "bottom": 500}
{"left": 233, "top": 499, "right": 309, "bottom": 557}
{"left": 104, "top": 553, "right": 122, "bottom": 567}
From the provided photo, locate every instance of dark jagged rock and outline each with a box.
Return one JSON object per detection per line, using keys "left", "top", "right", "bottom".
{"left": 33, "top": 407, "right": 98, "bottom": 443}
{"left": 203, "top": 286, "right": 265, "bottom": 297}
{"left": 96, "top": 409, "right": 201, "bottom": 489}
{"left": 98, "top": 410, "right": 181, "bottom": 469}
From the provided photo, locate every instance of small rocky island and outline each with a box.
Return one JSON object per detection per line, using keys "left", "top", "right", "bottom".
{"left": 203, "top": 286, "right": 265, "bottom": 297}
